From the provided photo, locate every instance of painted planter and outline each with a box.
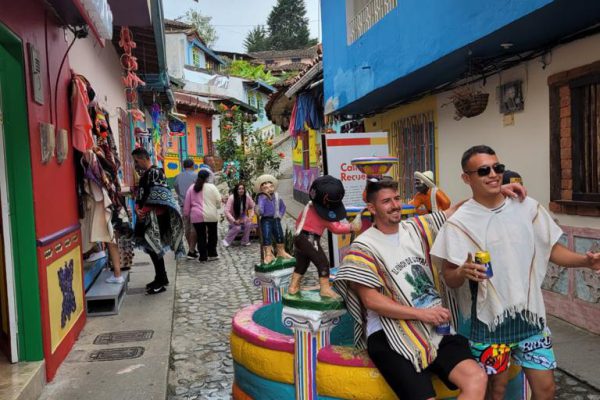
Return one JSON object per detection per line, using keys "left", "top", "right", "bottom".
{"left": 230, "top": 302, "right": 527, "bottom": 399}
{"left": 350, "top": 156, "right": 398, "bottom": 177}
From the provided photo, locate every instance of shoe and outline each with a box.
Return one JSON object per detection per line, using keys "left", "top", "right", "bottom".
{"left": 208, "top": 256, "right": 219, "bottom": 261}
{"left": 146, "top": 279, "right": 169, "bottom": 289}
{"left": 186, "top": 251, "right": 198, "bottom": 260}
{"left": 106, "top": 275, "right": 125, "bottom": 284}
{"left": 146, "top": 285, "right": 166, "bottom": 295}
{"left": 221, "top": 239, "right": 230, "bottom": 248}
{"left": 241, "top": 242, "right": 251, "bottom": 247}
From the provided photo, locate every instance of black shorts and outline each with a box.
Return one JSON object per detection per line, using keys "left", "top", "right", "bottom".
{"left": 367, "top": 330, "right": 474, "bottom": 400}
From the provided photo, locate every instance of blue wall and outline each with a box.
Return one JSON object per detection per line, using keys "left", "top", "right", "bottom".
{"left": 321, "top": 0, "right": 553, "bottom": 113}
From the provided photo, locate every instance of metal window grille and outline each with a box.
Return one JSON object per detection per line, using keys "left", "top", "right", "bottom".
{"left": 571, "top": 76, "right": 600, "bottom": 202}
{"left": 347, "top": 0, "right": 397, "bottom": 43}
{"left": 390, "top": 111, "right": 436, "bottom": 202}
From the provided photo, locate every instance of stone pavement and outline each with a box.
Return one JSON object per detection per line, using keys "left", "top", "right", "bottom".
{"left": 166, "top": 214, "right": 302, "bottom": 400}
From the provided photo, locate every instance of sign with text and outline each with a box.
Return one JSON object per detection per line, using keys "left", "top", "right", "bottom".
{"left": 324, "top": 132, "right": 390, "bottom": 266}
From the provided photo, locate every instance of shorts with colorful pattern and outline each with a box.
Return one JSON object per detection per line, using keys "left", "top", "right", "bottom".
{"left": 469, "top": 328, "right": 557, "bottom": 375}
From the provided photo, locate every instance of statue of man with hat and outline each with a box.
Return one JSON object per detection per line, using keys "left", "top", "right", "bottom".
{"left": 291, "top": 175, "right": 362, "bottom": 298}
{"left": 255, "top": 174, "right": 293, "bottom": 264}
{"left": 410, "top": 170, "right": 451, "bottom": 214}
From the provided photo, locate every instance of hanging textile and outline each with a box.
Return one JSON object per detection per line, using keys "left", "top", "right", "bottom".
{"left": 292, "top": 92, "right": 324, "bottom": 137}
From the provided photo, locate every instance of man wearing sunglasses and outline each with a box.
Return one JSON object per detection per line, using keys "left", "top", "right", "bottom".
{"left": 431, "top": 145, "right": 600, "bottom": 400}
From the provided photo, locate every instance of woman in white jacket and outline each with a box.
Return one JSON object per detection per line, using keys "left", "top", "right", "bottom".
{"left": 183, "top": 170, "right": 222, "bottom": 262}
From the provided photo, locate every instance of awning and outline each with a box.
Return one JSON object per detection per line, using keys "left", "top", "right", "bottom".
{"left": 285, "top": 61, "right": 322, "bottom": 98}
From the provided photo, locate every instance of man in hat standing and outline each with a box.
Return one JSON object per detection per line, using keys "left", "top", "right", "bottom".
{"left": 255, "top": 174, "right": 293, "bottom": 264}
{"left": 291, "top": 175, "right": 362, "bottom": 298}
{"left": 410, "top": 170, "right": 451, "bottom": 214}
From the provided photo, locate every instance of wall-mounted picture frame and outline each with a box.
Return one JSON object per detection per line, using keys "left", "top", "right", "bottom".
{"left": 498, "top": 80, "right": 524, "bottom": 114}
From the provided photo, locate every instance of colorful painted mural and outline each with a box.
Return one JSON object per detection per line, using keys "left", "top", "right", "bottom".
{"left": 46, "top": 247, "right": 83, "bottom": 353}
{"left": 292, "top": 128, "right": 320, "bottom": 203}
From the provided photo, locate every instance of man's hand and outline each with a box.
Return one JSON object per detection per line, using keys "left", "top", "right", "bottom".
{"left": 501, "top": 183, "right": 527, "bottom": 202}
{"left": 459, "top": 253, "right": 488, "bottom": 282}
{"left": 418, "top": 306, "right": 450, "bottom": 325}
{"left": 586, "top": 251, "right": 600, "bottom": 272}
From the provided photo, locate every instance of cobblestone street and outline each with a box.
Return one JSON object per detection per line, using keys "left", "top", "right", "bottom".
{"left": 167, "top": 215, "right": 299, "bottom": 400}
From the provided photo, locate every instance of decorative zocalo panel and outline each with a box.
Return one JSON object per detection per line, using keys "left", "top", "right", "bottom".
{"left": 574, "top": 236, "right": 600, "bottom": 303}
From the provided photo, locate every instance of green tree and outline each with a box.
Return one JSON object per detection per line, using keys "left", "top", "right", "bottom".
{"left": 184, "top": 9, "right": 218, "bottom": 47}
{"left": 244, "top": 25, "right": 270, "bottom": 53}
{"left": 267, "top": 0, "right": 312, "bottom": 51}
{"left": 215, "top": 104, "right": 282, "bottom": 191}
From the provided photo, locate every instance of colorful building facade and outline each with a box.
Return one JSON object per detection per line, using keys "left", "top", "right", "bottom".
{"left": 322, "top": 0, "right": 600, "bottom": 333}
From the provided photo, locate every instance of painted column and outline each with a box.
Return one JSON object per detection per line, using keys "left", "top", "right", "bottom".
{"left": 253, "top": 258, "right": 296, "bottom": 304}
{"left": 281, "top": 292, "right": 346, "bottom": 400}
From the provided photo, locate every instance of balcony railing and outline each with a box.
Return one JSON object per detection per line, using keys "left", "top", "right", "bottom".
{"left": 348, "top": 0, "right": 397, "bottom": 43}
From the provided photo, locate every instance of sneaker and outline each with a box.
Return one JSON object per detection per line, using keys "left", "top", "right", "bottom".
{"left": 146, "top": 285, "right": 166, "bottom": 295}
{"left": 186, "top": 251, "right": 198, "bottom": 260}
{"left": 241, "top": 242, "right": 251, "bottom": 247}
{"left": 208, "top": 256, "right": 219, "bottom": 261}
{"left": 221, "top": 240, "right": 230, "bottom": 248}
{"left": 105, "top": 275, "right": 125, "bottom": 284}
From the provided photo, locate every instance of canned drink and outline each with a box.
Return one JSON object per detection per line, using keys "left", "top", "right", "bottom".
{"left": 435, "top": 322, "right": 451, "bottom": 335}
{"left": 475, "top": 251, "right": 493, "bottom": 278}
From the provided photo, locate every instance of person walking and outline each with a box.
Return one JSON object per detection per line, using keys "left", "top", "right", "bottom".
{"left": 174, "top": 158, "right": 199, "bottom": 259}
{"left": 131, "top": 147, "right": 185, "bottom": 295}
{"left": 222, "top": 183, "right": 255, "bottom": 247}
{"left": 183, "top": 169, "right": 222, "bottom": 262}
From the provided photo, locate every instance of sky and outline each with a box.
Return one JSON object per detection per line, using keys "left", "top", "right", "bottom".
{"left": 163, "top": 0, "right": 322, "bottom": 53}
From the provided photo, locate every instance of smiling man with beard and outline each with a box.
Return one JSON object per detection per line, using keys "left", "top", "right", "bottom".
{"left": 334, "top": 177, "right": 488, "bottom": 400}
{"left": 430, "top": 145, "right": 600, "bottom": 400}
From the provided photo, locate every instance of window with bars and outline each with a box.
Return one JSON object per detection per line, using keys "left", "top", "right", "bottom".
{"left": 571, "top": 76, "right": 600, "bottom": 202}
{"left": 389, "top": 111, "right": 436, "bottom": 202}
{"left": 195, "top": 125, "right": 204, "bottom": 155}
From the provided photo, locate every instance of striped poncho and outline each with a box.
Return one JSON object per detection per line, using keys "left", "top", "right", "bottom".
{"left": 333, "top": 212, "right": 449, "bottom": 372}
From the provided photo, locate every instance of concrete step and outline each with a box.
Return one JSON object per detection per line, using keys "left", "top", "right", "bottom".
{"left": 0, "top": 357, "right": 45, "bottom": 400}
{"left": 85, "top": 270, "right": 129, "bottom": 317}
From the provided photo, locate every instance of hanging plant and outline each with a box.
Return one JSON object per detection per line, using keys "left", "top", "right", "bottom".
{"left": 447, "top": 86, "right": 489, "bottom": 120}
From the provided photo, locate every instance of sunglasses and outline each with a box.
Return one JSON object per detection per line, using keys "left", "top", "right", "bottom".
{"left": 464, "top": 163, "right": 506, "bottom": 177}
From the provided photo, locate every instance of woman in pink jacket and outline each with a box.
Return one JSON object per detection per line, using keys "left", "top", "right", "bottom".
{"left": 222, "top": 183, "right": 255, "bottom": 247}
{"left": 183, "top": 170, "right": 222, "bottom": 262}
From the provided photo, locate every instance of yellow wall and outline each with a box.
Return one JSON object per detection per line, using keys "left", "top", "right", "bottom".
{"left": 364, "top": 96, "right": 439, "bottom": 183}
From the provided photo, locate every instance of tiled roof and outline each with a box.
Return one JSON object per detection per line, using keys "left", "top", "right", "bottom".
{"left": 174, "top": 91, "right": 217, "bottom": 114}
{"left": 248, "top": 45, "right": 319, "bottom": 61}
{"left": 267, "top": 62, "right": 310, "bottom": 72}
{"left": 164, "top": 19, "right": 193, "bottom": 31}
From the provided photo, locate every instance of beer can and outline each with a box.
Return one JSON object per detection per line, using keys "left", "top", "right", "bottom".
{"left": 435, "top": 322, "right": 451, "bottom": 335}
{"left": 474, "top": 250, "right": 493, "bottom": 278}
